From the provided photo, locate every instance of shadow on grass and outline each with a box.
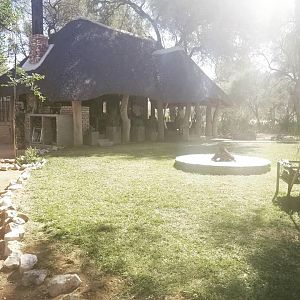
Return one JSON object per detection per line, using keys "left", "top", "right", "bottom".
{"left": 274, "top": 196, "right": 300, "bottom": 215}
{"left": 47, "top": 142, "right": 261, "bottom": 162}
{"left": 274, "top": 196, "right": 300, "bottom": 232}
{"left": 204, "top": 206, "right": 300, "bottom": 299}
{"left": 44, "top": 221, "right": 169, "bottom": 299}
{"left": 247, "top": 236, "right": 300, "bottom": 300}
{"left": 41, "top": 210, "right": 300, "bottom": 300}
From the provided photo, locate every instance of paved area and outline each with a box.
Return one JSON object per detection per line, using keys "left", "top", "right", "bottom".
{"left": 0, "top": 144, "right": 14, "bottom": 159}
{"left": 0, "top": 170, "right": 21, "bottom": 192}
{"left": 0, "top": 144, "right": 20, "bottom": 192}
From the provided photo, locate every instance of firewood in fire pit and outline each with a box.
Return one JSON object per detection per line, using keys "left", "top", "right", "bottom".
{"left": 211, "top": 144, "right": 235, "bottom": 162}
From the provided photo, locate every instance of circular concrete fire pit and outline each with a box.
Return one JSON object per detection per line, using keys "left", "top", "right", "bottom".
{"left": 175, "top": 154, "right": 271, "bottom": 175}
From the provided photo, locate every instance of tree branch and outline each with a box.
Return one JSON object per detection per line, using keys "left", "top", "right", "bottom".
{"left": 98, "top": 0, "right": 162, "bottom": 47}
{"left": 123, "top": 0, "right": 162, "bottom": 47}
{"left": 0, "top": 22, "right": 13, "bottom": 32}
{"left": 260, "top": 52, "right": 297, "bottom": 82}
{"left": 189, "top": 46, "right": 202, "bottom": 57}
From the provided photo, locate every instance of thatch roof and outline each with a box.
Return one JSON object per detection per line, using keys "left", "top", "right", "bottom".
{"left": 0, "top": 18, "right": 229, "bottom": 106}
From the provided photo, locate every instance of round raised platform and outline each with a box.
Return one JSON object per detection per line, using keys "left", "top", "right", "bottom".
{"left": 175, "top": 154, "right": 271, "bottom": 175}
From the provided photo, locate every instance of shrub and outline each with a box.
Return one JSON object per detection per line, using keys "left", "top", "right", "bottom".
{"left": 16, "top": 147, "right": 41, "bottom": 165}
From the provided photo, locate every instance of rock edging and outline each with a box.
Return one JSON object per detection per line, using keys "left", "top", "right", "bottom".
{"left": 0, "top": 157, "right": 82, "bottom": 298}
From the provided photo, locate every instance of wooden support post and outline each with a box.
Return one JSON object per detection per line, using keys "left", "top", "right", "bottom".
{"left": 157, "top": 101, "right": 165, "bottom": 142}
{"left": 72, "top": 101, "right": 83, "bottom": 146}
{"left": 205, "top": 105, "right": 213, "bottom": 137}
{"left": 212, "top": 104, "right": 220, "bottom": 137}
{"left": 169, "top": 106, "right": 177, "bottom": 122}
{"left": 150, "top": 100, "right": 156, "bottom": 118}
{"left": 121, "top": 94, "right": 130, "bottom": 143}
{"left": 182, "top": 104, "right": 192, "bottom": 141}
{"left": 195, "top": 104, "right": 202, "bottom": 137}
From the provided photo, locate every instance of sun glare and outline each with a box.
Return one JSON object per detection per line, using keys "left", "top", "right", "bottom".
{"left": 256, "top": 0, "right": 294, "bottom": 21}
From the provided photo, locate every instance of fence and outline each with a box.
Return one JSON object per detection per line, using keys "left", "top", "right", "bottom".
{"left": 0, "top": 97, "right": 10, "bottom": 122}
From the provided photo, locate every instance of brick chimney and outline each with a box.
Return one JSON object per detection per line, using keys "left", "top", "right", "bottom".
{"left": 29, "top": 0, "right": 48, "bottom": 64}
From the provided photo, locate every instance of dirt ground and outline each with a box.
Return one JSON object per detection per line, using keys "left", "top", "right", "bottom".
{"left": 0, "top": 216, "right": 128, "bottom": 300}
{"left": 0, "top": 170, "right": 22, "bottom": 193}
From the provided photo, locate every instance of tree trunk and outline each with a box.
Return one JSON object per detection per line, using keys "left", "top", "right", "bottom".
{"left": 212, "top": 105, "right": 220, "bottom": 137}
{"left": 170, "top": 106, "right": 177, "bottom": 122}
{"left": 205, "top": 105, "right": 213, "bottom": 137}
{"left": 157, "top": 101, "right": 164, "bottom": 141}
{"left": 150, "top": 100, "right": 156, "bottom": 118}
{"left": 182, "top": 104, "right": 192, "bottom": 141}
{"left": 12, "top": 52, "right": 17, "bottom": 158}
{"left": 249, "top": 103, "right": 261, "bottom": 129}
{"left": 255, "top": 110, "right": 261, "bottom": 130}
{"left": 12, "top": 88, "right": 16, "bottom": 158}
{"left": 72, "top": 101, "right": 83, "bottom": 146}
{"left": 294, "top": 83, "right": 300, "bottom": 133}
{"left": 195, "top": 104, "right": 202, "bottom": 137}
{"left": 121, "top": 95, "right": 131, "bottom": 143}
{"left": 295, "top": 1, "right": 300, "bottom": 133}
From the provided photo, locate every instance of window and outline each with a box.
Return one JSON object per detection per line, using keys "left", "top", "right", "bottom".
{"left": 0, "top": 97, "right": 10, "bottom": 122}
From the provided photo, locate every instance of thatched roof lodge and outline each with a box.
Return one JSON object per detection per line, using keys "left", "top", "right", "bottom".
{"left": 0, "top": 0, "right": 229, "bottom": 147}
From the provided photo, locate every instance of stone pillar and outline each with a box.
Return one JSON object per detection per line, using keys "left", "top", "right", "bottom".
{"left": 212, "top": 105, "right": 220, "bottom": 137}
{"left": 157, "top": 101, "right": 164, "bottom": 141}
{"left": 182, "top": 104, "right": 192, "bottom": 141}
{"left": 195, "top": 104, "right": 202, "bottom": 137}
{"left": 150, "top": 100, "right": 156, "bottom": 118}
{"left": 72, "top": 101, "right": 83, "bottom": 146}
{"left": 205, "top": 105, "right": 213, "bottom": 137}
{"left": 29, "top": 34, "right": 48, "bottom": 64}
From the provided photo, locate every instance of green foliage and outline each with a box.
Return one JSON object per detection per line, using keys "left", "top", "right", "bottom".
{"left": 44, "top": 0, "right": 91, "bottom": 35}
{"left": 16, "top": 146, "right": 41, "bottom": 165}
{"left": 89, "top": 0, "right": 150, "bottom": 36}
{"left": 88, "top": 0, "right": 260, "bottom": 61}
{"left": 2, "top": 67, "right": 46, "bottom": 102}
{"left": 0, "top": 0, "right": 18, "bottom": 73}
{"left": 227, "top": 68, "right": 293, "bottom": 134}
{"left": 0, "top": 0, "right": 18, "bottom": 31}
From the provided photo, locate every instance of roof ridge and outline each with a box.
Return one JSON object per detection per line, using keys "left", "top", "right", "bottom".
{"left": 65, "top": 18, "right": 158, "bottom": 45}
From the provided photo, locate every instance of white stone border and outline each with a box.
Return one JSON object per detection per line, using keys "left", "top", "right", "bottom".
{"left": 0, "top": 159, "right": 47, "bottom": 272}
{"left": 0, "top": 152, "right": 82, "bottom": 297}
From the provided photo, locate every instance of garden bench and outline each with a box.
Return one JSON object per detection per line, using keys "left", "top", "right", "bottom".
{"left": 274, "top": 160, "right": 300, "bottom": 199}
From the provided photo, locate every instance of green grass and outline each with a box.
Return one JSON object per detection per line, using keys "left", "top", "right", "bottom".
{"left": 23, "top": 142, "right": 300, "bottom": 299}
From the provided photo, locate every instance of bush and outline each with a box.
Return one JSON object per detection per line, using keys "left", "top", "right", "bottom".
{"left": 16, "top": 147, "right": 41, "bottom": 165}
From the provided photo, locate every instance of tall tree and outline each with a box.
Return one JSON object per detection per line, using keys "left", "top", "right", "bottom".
{"left": 294, "top": 0, "right": 300, "bottom": 126}
{"left": 0, "top": 0, "right": 18, "bottom": 74}
{"left": 44, "top": 0, "right": 91, "bottom": 36}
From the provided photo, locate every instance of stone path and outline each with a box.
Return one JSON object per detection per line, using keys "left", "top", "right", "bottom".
{"left": 0, "top": 170, "right": 22, "bottom": 192}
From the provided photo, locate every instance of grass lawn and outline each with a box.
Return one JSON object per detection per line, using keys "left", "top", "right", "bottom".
{"left": 21, "top": 142, "right": 300, "bottom": 299}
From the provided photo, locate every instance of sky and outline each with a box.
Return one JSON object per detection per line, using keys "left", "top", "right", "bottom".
{"left": 256, "top": 0, "right": 294, "bottom": 22}
{"left": 202, "top": 0, "right": 295, "bottom": 78}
